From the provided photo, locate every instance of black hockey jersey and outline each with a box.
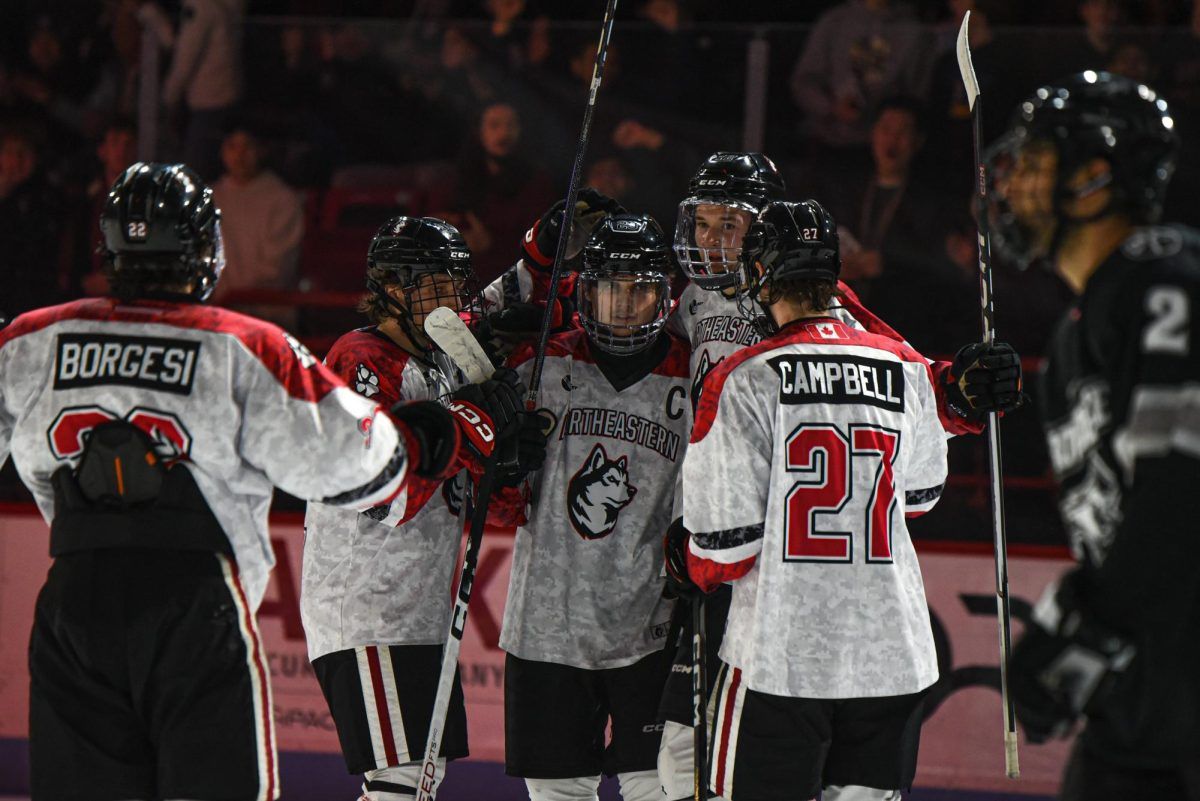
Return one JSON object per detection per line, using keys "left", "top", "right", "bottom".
{"left": 1039, "top": 224, "right": 1200, "bottom": 764}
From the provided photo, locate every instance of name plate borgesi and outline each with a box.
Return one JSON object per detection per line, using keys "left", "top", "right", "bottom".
{"left": 54, "top": 333, "right": 201, "bottom": 395}
{"left": 768, "top": 354, "right": 904, "bottom": 412}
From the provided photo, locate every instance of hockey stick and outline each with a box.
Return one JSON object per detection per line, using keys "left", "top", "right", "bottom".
{"left": 426, "top": 307, "right": 494, "bottom": 384}
{"left": 956, "top": 11, "right": 1019, "bottom": 779}
{"left": 691, "top": 598, "right": 708, "bottom": 801}
{"left": 415, "top": 308, "right": 505, "bottom": 801}
{"left": 525, "top": 0, "right": 620, "bottom": 406}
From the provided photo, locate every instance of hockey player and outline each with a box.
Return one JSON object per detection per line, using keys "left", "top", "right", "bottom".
{"left": 992, "top": 73, "right": 1200, "bottom": 799}
{"left": 0, "top": 164, "right": 522, "bottom": 801}
{"left": 489, "top": 213, "right": 692, "bottom": 801}
{"left": 670, "top": 199, "right": 948, "bottom": 801}
{"left": 658, "top": 151, "right": 1024, "bottom": 799}
{"left": 301, "top": 216, "right": 540, "bottom": 800}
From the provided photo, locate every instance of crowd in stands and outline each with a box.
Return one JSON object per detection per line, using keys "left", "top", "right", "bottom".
{"left": 1, "top": 0, "right": 1197, "bottom": 529}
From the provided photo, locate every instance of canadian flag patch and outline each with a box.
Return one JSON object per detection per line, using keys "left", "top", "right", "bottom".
{"left": 814, "top": 322, "right": 842, "bottom": 339}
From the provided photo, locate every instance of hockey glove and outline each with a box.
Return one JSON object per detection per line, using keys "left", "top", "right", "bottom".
{"left": 663, "top": 517, "right": 702, "bottom": 600}
{"left": 497, "top": 410, "right": 551, "bottom": 487}
{"left": 944, "top": 341, "right": 1025, "bottom": 421}
{"left": 476, "top": 300, "right": 573, "bottom": 362}
{"left": 388, "top": 400, "right": 461, "bottom": 480}
{"left": 1010, "top": 569, "right": 1136, "bottom": 743}
{"left": 522, "top": 187, "right": 626, "bottom": 268}
{"left": 449, "top": 368, "right": 525, "bottom": 464}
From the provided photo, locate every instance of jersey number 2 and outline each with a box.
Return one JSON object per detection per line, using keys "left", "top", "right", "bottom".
{"left": 783, "top": 423, "right": 899, "bottom": 563}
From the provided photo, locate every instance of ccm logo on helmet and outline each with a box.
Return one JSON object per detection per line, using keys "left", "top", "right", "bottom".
{"left": 696, "top": 178, "right": 727, "bottom": 186}
{"left": 609, "top": 252, "right": 641, "bottom": 260}
{"left": 450, "top": 250, "right": 469, "bottom": 259}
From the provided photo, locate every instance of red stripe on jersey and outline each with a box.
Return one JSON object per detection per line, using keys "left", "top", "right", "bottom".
{"left": 365, "top": 646, "right": 400, "bottom": 766}
{"left": 715, "top": 666, "right": 742, "bottom": 796}
{"left": 687, "top": 547, "right": 757, "bottom": 594}
{"left": 0, "top": 298, "right": 343, "bottom": 404}
{"left": 507, "top": 327, "right": 690, "bottom": 378}
{"left": 225, "top": 557, "right": 277, "bottom": 801}
{"left": 691, "top": 317, "right": 937, "bottom": 443}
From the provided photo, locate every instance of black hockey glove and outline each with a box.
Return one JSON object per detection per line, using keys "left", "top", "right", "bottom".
{"left": 663, "top": 517, "right": 702, "bottom": 600}
{"left": 497, "top": 410, "right": 551, "bottom": 487}
{"left": 522, "top": 187, "right": 626, "bottom": 268}
{"left": 1010, "top": 569, "right": 1136, "bottom": 743}
{"left": 448, "top": 367, "right": 525, "bottom": 462}
{"left": 944, "top": 341, "right": 1025, "bottom": 421}
{"left": 388, "top": 400, "right": 460, "bottom": 480}
{"left": 476, "top": 300, "right": 573, "bottom": 362}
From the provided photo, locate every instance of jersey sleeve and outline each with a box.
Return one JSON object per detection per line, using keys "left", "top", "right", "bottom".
{"left": 326, "top": 346, "right": 443, "bottom": 525}
{"left": 234, "top": 329, "right": 411, "bottom": 510}
{"left": 684, "top": 363, "right": 773, "bottom": 592}
{"left": 481, "top": 259, "right": 575, "bottom": 313}
{"left": 903, "top": 361, "right": 949, "bottom": 516}
{"left": 837, "top": 282, "right": 983, "bottom": 436}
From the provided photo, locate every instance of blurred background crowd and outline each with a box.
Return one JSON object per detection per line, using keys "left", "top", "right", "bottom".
{"left": 2, "top": 0, "right": 1198, "bottom": 543}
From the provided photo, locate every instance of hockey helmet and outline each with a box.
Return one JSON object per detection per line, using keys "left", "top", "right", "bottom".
{"left": 365, "top": 216, "right": 480, "bottom": 341}
{"left": 984, "top": 71, "right": 1180, "bottom": 267}
{"left": 674, "top": 152, "right": 787, "bottom": 290}
{"left": 99, "top": 163, "right": 225, "bottom": 301}
{"left": 737, "top": 199, "right": 839, "bottom": 313}
{"left": 578, "top": 214, "right": 673, "bottom": 356}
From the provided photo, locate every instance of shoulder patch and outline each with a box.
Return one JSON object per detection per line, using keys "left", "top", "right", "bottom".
{"left": 354, "top": 363, "right": 381, "bottom": 398}
{"left": 1122, "top": 226, "right": 1184, "bottom": 261}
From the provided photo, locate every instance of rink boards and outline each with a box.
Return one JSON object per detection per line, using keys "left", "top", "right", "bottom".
{"left": 0, "top": 506, "right": 1068, "bottom": 798}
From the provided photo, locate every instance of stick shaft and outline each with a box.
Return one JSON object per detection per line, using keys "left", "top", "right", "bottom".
{"left": 415, "top": 463, "right": 499, "bottom": 800}
{"left": 525, "top": 0, "right": 619, "bottom": 406}
{"left": 692, "top": 598, "right": 708, "bottom": 801}
{"left": 969, "top": 90, "right": 1020, "bottom": 781}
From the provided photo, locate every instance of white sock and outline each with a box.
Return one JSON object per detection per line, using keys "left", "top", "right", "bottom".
{"left": 524, "top": 775, "right": 602, "bottom": 801}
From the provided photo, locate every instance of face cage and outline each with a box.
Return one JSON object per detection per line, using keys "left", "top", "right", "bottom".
{"left": 673, "top": 198, "right": 760, "bottom": 290}
{"left": 370, "top": 265, "right": 482, "bottom": 349}
{"left": 734, "top": 267, "right": 779, "bottom": 339}
{"left": 577, "top": 272, "right": 671, "bottom": 356}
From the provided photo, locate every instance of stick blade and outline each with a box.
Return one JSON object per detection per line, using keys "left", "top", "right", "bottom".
{"left": 956, "top": 10, "right": 980, "bottom": 111}
{"left": 424, "top": 307, "right": 494, "bottom": 384}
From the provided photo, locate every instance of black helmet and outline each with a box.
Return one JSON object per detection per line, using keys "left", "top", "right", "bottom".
{"left": 577, "top": 214, "right": 673, "bottom": 355}
{"left": 365, "top": 216, "right": 479, "bottom": 347}
{"left": 985, "top": 71, "right": 1180, "bottom": 267}
{"left": 99, "top": 163, "right": 224, "bottom": 301}
{"left": 737, "top": 199, "right": 840, "bottom": 328}
{"left": 675, "top": 152, "right": 787, "bottom": 290}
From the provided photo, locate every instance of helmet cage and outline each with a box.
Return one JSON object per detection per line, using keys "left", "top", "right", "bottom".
{"left": 673, "top": 197, "right": 760, "bottom": 290}
{"left": 577, "top": 271, "right": 671, "bottom": 356}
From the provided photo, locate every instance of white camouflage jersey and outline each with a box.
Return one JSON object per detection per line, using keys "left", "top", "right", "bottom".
{"left": 490, "top": 328, "right": 692, "bottom": 669}
{"left": 684, "top": 316, "right": 947, "bottom": 699}
{"left": 302, "top": 328, "right": 469, "bottom": 660}
{"left": 669, "top": 280, "right": 981, "bottom": 437}
{"left": 0, "top": 299, "right": 412, "bottom": 610}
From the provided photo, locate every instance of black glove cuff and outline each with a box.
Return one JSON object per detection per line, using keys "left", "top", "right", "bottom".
{"left": 390, "top": 401, "right": 458, "bottom": 480}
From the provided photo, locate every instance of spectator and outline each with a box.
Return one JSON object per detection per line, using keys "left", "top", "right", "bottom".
{"left": 162, "top": 0, "right": 246, "bottom": 180}
{"left": 76, "top": 118, "right": 138, "bottom": 296}
{"left": 415, "top": 24, "right": 501, "bottom": 160}
{"left": 0, "top": 127, "right": 65, "bottom": 319}
{"left": 446, "top": 100, "right": 554, "bottom": 284}
{"left": 926, "top": 0, "right": 1025, "bottom": 176}
{"left": 211, "top": 125, "right": 304, "bottom": 329}
{"left": 477, "top": 0, "right": 551, "bottom": 73}
{"left": 1058, "top": 0, "right": 1122, "bottom": 73}
{"left": 789, "top": 0, "right": 935, "bottom": 151}
{"left": 811, "top": 97, "right": 974, "bottom": 352}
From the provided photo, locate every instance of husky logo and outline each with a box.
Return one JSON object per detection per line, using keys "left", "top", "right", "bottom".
{"left": 691, "top": 350, "right": 724, "bottom": 412}
{"left": 567, "top": 443, "right": 637, "bottom": 539}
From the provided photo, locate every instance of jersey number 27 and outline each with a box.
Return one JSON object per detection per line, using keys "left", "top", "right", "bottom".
{"left": 783, "top": 423, "right": 899, "bottom": 564}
